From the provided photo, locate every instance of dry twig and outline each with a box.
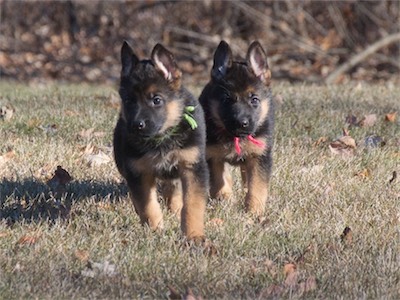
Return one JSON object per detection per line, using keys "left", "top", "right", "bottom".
{"left": 325, "top": 32, "right": 400, "bottom": 84}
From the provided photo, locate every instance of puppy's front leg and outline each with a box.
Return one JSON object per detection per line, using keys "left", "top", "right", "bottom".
{"left": 180, "top": 160, "right": 208, "bottom": 241}
{"left": 126, "top": 172, "right": 164, "bottom": 230}
{"left": 208, "top": 159, "right": 233, "bottom": 201}
{"left": 243, "top": 157, "right": 269, "bottom": 216}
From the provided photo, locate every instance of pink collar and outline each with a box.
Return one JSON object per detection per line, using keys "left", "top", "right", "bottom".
{"left": 234, "top": 135, "right": 265, "bottom": 155}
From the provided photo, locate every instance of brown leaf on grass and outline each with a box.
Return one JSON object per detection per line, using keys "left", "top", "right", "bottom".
{"left": 0, "top": 232, "right": 10, "bottom": 238}
{"left": 39, "top": 123, "right": 58, "bottom": 134}
{"left": 0, "top": 105, "right": 14, "bottom": 121}
{"left": 298, "top": 276, "right": 317, "bottom": 295}
{"left": 167, "top": 285, "right": 182, "bottom": 300}
{"left": 17, "top": 235, "right": 39, "bottom": 246}
{"left": 183, "top": 288, "right": 203, "bottom": 300}
{"left": 264, "top": 259, "right": 278, "bottom": 276}
{"left": 340, "top": 227, "right": 353, "bottom": 245}
{"left": 260, "top": 284, "right": 284, "bottom": 298}
{"left": 388, "top": 171, "right": 397, "bottom": 185}
{"left": 385, "top": 112, "right": 397, "bottom": 122}
{"left": 358, "top": 114, "right": 377, "bottom": 127}
{"left": 345, "top": 114, "right": 358, "bottom": 126}
{"left": 354, "top": 168, "right": 371, "bottom": 179}
{"left": 74, "top": 250, "right": 89, "bottom": 262}
{"left": 84, "top": 151, "right": 111, "bottom": 167}
{"left": 78, "top": 128, "right": 106, "bottom": 139}
{"left": 0, "top": 149, "right": 15, "bottom": 167}
{"left": 283, "top": 263, "right": 298, "bottom": 287}
{"left": 329, "top": 135, "right": 356, "bottom": 157}
{"left": 313, "top": 136, "right": 327, "bottom": 147}
{"left": 108, "top": 93, "right": 121, "bottom": 109}
{"left": 34, "top": 164, "right": 53, "bottom": 180}
{"left": 208, "top": 218, "right": 224, "bottom": 227}
{"left": 47, "top": 166, "right": 73, "bottom": 196}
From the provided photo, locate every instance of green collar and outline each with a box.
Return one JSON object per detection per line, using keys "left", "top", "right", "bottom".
{"left": 146, "top": 105, "right": 198, "bottom": 145}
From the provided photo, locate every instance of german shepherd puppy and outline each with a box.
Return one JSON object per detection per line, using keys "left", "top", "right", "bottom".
{"left": 199, "top": 40, "right": 274, "bottom": 216}
{"left": 113, "top": 41, "right": 209, "bottom": 241}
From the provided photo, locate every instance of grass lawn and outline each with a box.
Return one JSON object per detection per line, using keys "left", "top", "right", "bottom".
{"left": 0, "top": 81, "right": 399, "bottom": 299}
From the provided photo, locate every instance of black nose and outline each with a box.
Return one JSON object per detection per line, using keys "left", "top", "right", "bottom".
{"left": 133, "top": 120, "right": 146, "bottom": 130}
{"left": 240, "top": 119, "right": 249, "bottom": 128}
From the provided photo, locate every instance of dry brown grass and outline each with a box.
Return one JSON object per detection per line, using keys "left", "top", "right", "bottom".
{"left": 0, "top": 82, "right": 399, "bottom": 299}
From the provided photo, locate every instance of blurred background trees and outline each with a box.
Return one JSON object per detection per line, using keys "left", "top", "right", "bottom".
{"left": 0, "top": 0, "right": 399, "bottom": 85}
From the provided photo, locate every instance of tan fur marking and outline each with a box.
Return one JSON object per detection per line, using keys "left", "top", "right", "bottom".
{"left": 129, "top": 175, "right": 164, "bottom": 230}
{"left": 144, "top": 84, "right": 158, "bottom": 95}
{"left": 180, "top": 168, "right": 207, "bottom": 239}
{"left": 257, "top": 99, "right": 270, "bottom": 127}
{"left": 244, "top": 158, "right": 268, "bottom": 216}
{"left": 178, "top": 146, "right": 200, "bottom": 166}
{"left": 209, "top": 160, "right": 233, "bottom": 200}
{"left": 160, "top": 179, "right": 183, "bottom": 216}
{"left": 131, "top": 147, "right": 199, "bottom": 174}
{"left": 160, "top": 100, "right": 183, "bottom": 133}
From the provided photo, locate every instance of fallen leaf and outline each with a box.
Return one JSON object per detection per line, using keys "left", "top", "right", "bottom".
{"left": 364, "top": 135, "right": 385, "bottom": 148}
{"left": 0, "top": 149, "right": 15, "bottom": 167}
{"left": 167, "top": 285, "right": 182, "bottom": 300}
{"left": 0, "top": 232, "right": 10, "bottom": 238}
{"left": 345, "top": 114, "right": 358, "bottom": 126}
{"left": 313, "top": 136, "right": 327, "bottom": 147}
{"left": 283, "top": 263, "right": 298, "bottom": 287}
{"left": 108, "top": 93, "right": 121, "bottom": 109}
{"left": 47, "top": 166, "right": 73, "bottom": 196}
{"left": 388, "top": 171, "right": 397, "bottom": 185}
{"left": 84, "top": 151, "right": 111, "bottom": 166}
{"left": 300, "top": 164, "right": 324, "bottom": 175}
{"left": 354, "top": 169, "right": 371, "bottom": 179}
{"left": 78, "top": 128, "right": 95, "bottom": 138}
{"left": 39, "top": 123, "right": 58, "bottom": 134}
{"left": 260, "top": 284, "right": 284, "bottom": 298}
{"left": 208, "top": 218, "right": 224, "bottom": 227}
{"left": 298, "top": 276, "right": 317, "bottom": 294}
{"left": 385, "top": 112, "right": 397, "bottom": 122}
{"left": 50, "top": 166, "right": 73, "bottom": 185}
{"left": 17, "top": 235, "right": 39, "bottom": 246}
{"left": 78, "top": 128, "right": 106, "bottom": 139}
{"left": 74, "top": 250, "right": 89, "bottom": 262}
{"left": 340, "top": 226, "right": 353, "bottom": 245}
{"left": 358, "top": 114, "right": 377, "bottom": 127}
{"left": 183, "top": 288, "right": 202, "bottom": 300}
{"left": 329, "top": 135, "right": 356, "bottom": 157}
{"left": 34, "top": 164, "right": 53, "bottom": 180}
{"left": 0, "top": 105, "right": 14, "bottom": 121}
{"left": 81, "top": 260, "right": 118, "bottom": 278}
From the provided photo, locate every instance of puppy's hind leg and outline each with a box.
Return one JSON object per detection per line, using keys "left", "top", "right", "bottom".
{"left": 160, "top": 179, "right": 183, "bottom": 217}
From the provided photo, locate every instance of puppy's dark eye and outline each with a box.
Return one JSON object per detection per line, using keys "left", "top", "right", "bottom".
{"left": 151, "top": 95, "right": 163, "bottom": 107}
{"left": 250, "top": 95, "right": 260, "bottom": 106}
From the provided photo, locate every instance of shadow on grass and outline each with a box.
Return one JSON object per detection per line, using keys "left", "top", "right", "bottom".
{"left": 0, "top": 178, "right": 128, "bottom": 224}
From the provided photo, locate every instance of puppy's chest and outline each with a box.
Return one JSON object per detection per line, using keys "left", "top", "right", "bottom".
{"left": 129, "top": 146, "right": 199, "bottom": 178}
{"left": 207, "top": 137, "right": 266, "bottom": 164}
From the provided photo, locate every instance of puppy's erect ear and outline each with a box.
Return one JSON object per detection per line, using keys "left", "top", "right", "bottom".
{"left": 151, "top": 44, "right": 182, "bottom": 82}
{"left": 121, "top": 41, "right": 139, "bottom": 78}
{"left": 211, "top": 40, "right": 232, "bottom": 80}
{"left": 246, "top": 41, "right": 271, "bottom": 84}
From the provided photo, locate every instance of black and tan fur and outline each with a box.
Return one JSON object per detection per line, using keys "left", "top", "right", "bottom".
{"left": 199, "top": 40, "right": 274, "bottom": 216}
{"left": 113, "top": 41, "right": 209, "bottom": 240}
